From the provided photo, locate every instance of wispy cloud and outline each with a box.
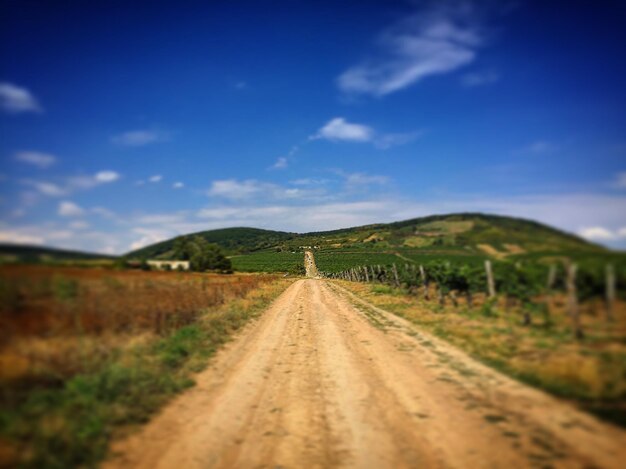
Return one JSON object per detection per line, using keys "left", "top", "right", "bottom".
{"left": 271, "top": 157, "right": 288, "bottom": 170}
{"left": 111, "top": 129, "right": 169, "bottom": 146}
{"left": 149, "top": 175, "right": 163, "bottom": 183}
{"left": 208, "top": 179, "right": 270, "bottom": 200}
{"left": 461, "top": 70, "right": 499, "bottom": 87}
{"left": 172, "top": 182, "right": 184, "bottom": 189}
{"left": 21, "top": 170, "right": 121, "bottom": 198}
{"left": 14, "top": 151, "right": 56, "bottom": 169}
{"left": 0, "top": 229, "right": 44, "bottom": 245}
{"left": 312, "top": 117, "right": 421, "bottom": 149}
{"left": 207, "top": 179, "right": 327, "bottom": 201}
{"left": 129, "top": 227, "right": 171, "bottom": 251}
{"left": 94, "top": 171, "right": 120, "bottom": 183}
{"left": 269, "top": 145, "right": 300, "bottom": 170}
{"left": 0, "top": 82, "right": 42, "bottom": 113}
{"left": 344, "top": 172, "right": 390, "bottom": 187}
{"left": 311, "top": 117, "right": 373, "bottom": 142}
{"left": 58, "top": 201, "right": 85, "bottom": 217}
{"left": 578, "top": 226, "right": 626, "bottom": 241}
{"left": 337, "top": 3, "right": 489, "bottom": 96}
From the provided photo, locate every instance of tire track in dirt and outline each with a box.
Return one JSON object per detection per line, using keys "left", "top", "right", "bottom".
{"left": 105, "top": 279, "right": 626, "bottom": 469}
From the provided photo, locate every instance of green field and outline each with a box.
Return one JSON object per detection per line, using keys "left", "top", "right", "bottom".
{"left": 230, "top": 251, "right": 304, "bottom": 272}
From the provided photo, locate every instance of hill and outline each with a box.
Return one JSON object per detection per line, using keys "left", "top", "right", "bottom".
{"left": 127, "top": 227, "right": 296, "bottom": 259}
{"left": 125, "top": 213, "right": 607, "bottom": 272}
{"left": 0, "top": 244, "right": 116, "bottom": 263}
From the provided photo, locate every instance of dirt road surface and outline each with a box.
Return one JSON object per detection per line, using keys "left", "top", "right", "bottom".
{"left": 106, "top": 279, "right": 626, "bottom": 469}
{"left": 304, "top": 250, "right": 318, "bottom": 277}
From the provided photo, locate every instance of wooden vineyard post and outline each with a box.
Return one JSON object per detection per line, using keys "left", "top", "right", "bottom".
{"left": 392, "top": 263, "right": 400, "bottom": 288}
{"left": 566, "top": 263, "right": 584, "bottom": 340}
{"left": 606, "top": 264, "right": 615, "bottom": 322}
{"left": 419, "top": 265, "right": 429, "bottom": 300}
{"left": 364, "top": 266, "right": 370, "bottom": 282}
{"left": 485, "top": 260, "right": 496, "bottom": 299}
{"left": 369, "top": 266, "right": 376, "bottom": 283}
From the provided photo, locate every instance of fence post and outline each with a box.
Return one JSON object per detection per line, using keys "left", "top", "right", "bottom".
{"left": 364, "top": 266, "right": 370, "bottom": 282}
{"left": 606, "top": 264, "right": 615, "bottom": 322}
{"left": 485, "top": 260, "right": 496, "bottom": 298}
{"left": 566, "top": 262, "right": 583, "bottom": 339}
{"left": 419, "top": 265, "right": 429, "bottom": 300}
{"left": 392, "top": 263, "right": 400, "bottom": 288}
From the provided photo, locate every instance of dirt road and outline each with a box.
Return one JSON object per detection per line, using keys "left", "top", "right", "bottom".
{"left": 304, "top": 250, "right": 318, "bottom": 277}
{"left": 106, "top": 279, "right": 626, "bottom": 469}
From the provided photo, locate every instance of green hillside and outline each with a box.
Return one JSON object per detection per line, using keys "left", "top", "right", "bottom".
{"left": 0, "top": 244, "right": 116, "bottom": 263}
{"left": 126, "top": 213, "right": 607, "bottom": 272}
{"left": 127, "top": 227, "right": 296, "bottom": 259}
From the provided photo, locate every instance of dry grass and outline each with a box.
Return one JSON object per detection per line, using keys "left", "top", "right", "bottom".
{"left": 337, "top": 280, "right": 626, "bottom": 425}
{"left": 0, "top": 265, "right": 291, "bottom": 468}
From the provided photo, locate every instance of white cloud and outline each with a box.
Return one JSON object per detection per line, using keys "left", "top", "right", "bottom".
{"left": 94, "top": 171, "right": 120, "bottom": 183}
{"left": 578, "top": 226, "right": 626, "bottom": 241}
{"left": 129, "top": 228, "right": 170, "bottom": 251}
{"left": 337, "top": 4, "right": 486, "bottom": 96}
{"left": 290, "top": 178, "right": 329, "bottom": 186}
{"left": 461, "top": 70, "right": 499, "bottom": 87}
{"left": 172, "top": 182, "right": 184, "bottom": 189}
{"left": 23, "top": 181, "right": 66, "bottom": 197}
{"left": 208, "top": 179, "right": 326, "bottom": 201}
{"left": 111, "top": 130, "right": 168, "bottom": 146}
{"left": 149, "top": 175, "right": 163, "bottom": 183}
{"left": 21, "top": 171, "right": 120, "bottom": 198}
{"left": 272, "top": 157, "right": 288, "bottom": 169}
{"left": 311, "top": 117, "right": 420, "bottom": 149}
{"left": 0, "top": 230, "right": 44, "bottom": 245}
{"left": 14, "top": 151, "right": 56, "bottom": 169}
{"left": 208, "top": 179, "right": 268, "bottom": 199}
{"left": 58, "top": 201, "right": 84, "bottom": 217}
{"left": 0, "top": 82, "right": 42, "bottom": 113}
{"left": 345, "top": 172, "right": 390, "bottom": 186}
{"left": 578, "top": 226, "right": 616, "bottom": 241}
{"left": 312, "top": 117, "right": 374, "bottom": 142}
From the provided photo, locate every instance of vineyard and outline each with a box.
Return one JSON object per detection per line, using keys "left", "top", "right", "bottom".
{"left": 326, "top": 258, "right": 626, "bottom": 426}
{"left": 323, "top": 258, "right": 625, "bottom": 338}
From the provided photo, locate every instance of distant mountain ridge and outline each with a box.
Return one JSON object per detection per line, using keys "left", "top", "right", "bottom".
{"left": 0, "top": 244, "right": 116, "bottom": 263}
{"left": 126, "top": 213, "right": 603, "bottom": 260}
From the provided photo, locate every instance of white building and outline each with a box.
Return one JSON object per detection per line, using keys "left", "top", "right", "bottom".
{"left": 147, "top": 260, "right": 191, "bottom": 271}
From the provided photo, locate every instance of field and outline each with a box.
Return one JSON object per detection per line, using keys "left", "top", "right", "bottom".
{"left": 230, "top": 249, "right": 406, "bottom": 273}
{"left": 0, "top": 265, "right": 289, "bottom": 468}
{"left": 230, "top": 251, "right": 305, "bottom": 272}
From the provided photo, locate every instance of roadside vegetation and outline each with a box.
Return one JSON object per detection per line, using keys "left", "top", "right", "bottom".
{"left": 0, "top": 265, "right": 290, "bottom": 468}
{"left": 331, "top": 259, "right": 626, "bottom": 427}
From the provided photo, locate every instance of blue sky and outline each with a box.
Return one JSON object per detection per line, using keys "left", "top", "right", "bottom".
{"left": 1, "top": 0, "right": 626, "bottom": 254}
